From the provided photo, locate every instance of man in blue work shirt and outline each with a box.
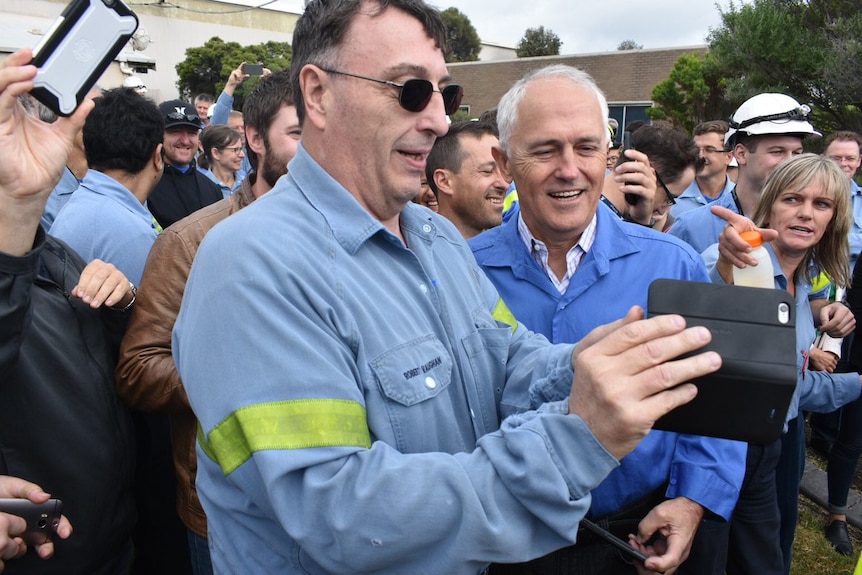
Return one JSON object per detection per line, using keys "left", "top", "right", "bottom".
{"left": 171, "top": 1, "right": 725, "bottom": 574}
{"left": 469, "top": 64, "right": 746, "bottom": 575}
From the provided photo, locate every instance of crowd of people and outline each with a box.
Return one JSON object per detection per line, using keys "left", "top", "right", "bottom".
{"left": 1, "top": 0, "right": 862, "bottom": 574}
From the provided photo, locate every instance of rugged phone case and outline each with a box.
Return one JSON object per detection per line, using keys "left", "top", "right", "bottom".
{"left": 30, "top": 0, "right": 138, "bottom": 116}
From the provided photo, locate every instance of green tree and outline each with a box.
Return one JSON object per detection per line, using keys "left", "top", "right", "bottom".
{"left": 441, "top": 7, "right": 481, "bottom": 63}
{"left": 648, "top": 53, "right": 730, "bottom": 133}
{"left": 175, "top": 37, "right": 291, "bottom": 110}
{"left": 516, "top": 26, "right": 562, "bottom": 58}
{"left": 707, "top": 0, "right": 862, "bottom": 135}
{"left": 617, "top": 40, "right": 643, "bottom": 50}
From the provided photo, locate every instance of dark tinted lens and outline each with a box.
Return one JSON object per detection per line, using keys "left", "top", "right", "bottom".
{"left": 442, "top": 84, "right": 464, "bottom": 115}
{"left": 399, "top": 79, "right": 434, "bottom": 112}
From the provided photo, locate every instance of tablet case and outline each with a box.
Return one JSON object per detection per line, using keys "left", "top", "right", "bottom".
{"left": 646, "top": 279, "right": 797, "bottom": 444}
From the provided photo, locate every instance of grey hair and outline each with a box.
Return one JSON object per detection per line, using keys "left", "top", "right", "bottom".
{"left": 496, "top": 64, "right": 610, "bottom": 154}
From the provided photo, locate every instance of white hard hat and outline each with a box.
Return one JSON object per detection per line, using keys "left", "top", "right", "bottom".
{"left": 725, "top": 93, "right": 820, "bottom": 147}
{"left": 123, "top": 76, "right": 147, "bottom": 94}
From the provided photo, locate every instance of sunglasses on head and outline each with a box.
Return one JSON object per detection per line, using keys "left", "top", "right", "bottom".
{"left": 166, "top": 111, "right": 199, "bottom": 123}
{"left": 321, "top": 69, "right": 463, "bottom": 116}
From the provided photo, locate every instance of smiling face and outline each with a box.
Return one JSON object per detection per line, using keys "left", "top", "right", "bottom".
{"left": 213, "top": 137, "right": 244, "bottom": 173}
{"left": 694, "top": 131, "right": 731, "bottom": 178}
{"left": 825, "top": 139, "right": 862, "bottom": 180}
{"left": 308, "top": 5, "right": 451, "bottom": 226}
{"left": 498, "top": 77, "right": 607, "bottom": 249}
{"left": 163, "top": 125, "right": 201, "bottom": 167}
{"left": 415, "top": 173, "right": 438, "bottom": 211}
{"left": 768, "top": 178, "right": 835, "bottom": 260}
{"left": 439, "top": 133, "right": 508, "bottom": 237}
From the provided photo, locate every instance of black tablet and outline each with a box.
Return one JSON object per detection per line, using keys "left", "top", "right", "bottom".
{"left": 647, "top": 278, "right": 797, "bottom": 444}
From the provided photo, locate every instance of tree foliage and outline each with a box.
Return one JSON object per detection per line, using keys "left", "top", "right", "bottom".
{"left": 441, "top": 7, "right": 481, "bottom": 63}
{"left": 516, "top": 26, "right": 562, "bottom": 58}
{"left": 648, "top": 53, "right": 731, "bottom": 133}
{"left": 706, "top": 0, "right": 862, "bottom": 135}
{"left": 617, "top": 40, "right": 643, "bottom": 51}
{"left": 175, "top": 37, "right": 292, "bottom": 110}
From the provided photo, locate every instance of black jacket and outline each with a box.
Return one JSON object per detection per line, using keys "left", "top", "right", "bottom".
{"left": 147, "top": 162, "right": 223, "bottom": 229}
{"left": 0, "top": 229, "right": 136, "bottom": 575}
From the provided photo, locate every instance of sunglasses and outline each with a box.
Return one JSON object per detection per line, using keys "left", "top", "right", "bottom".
{"left": 166, "top": 111, "right": 200, "bottom": 124}
{"left": 321, "top": 69, "right": 463, "bottom": 116}
{"left": 655, "top": 171, "right": 676, "bottom": 208}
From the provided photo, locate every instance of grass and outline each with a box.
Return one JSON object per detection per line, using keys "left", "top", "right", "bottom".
{"left": 792, "top": 495, "right": 860, "bottom": 575}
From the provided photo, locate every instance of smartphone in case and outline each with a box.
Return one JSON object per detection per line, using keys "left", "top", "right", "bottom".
{"left": 0, "top": 498, "right": 63, "bottom": 545}
{"left": 242, "top": 63, "right": 264, "bottom": 75}
{"left": 647, "top": 279, "right": 797, "bottom": 444}
{"left": 619, "top": 131, "right": 641, "bottom": 207}
{"left": 30, "top": 0, "right": 139, "bottom": 116}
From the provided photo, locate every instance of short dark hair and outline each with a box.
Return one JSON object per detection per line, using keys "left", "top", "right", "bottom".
{"left": 199, "top": 124, "right": 242, "bottom": 168}
{"left": 290, "top": 0, "right": 449, "bottom": 126}
{"left": 629, "top": 125, "right": 699, "bottom": 184}
{"left": 83, "top": 88, "right": 164, "bottom": 173}
{"left": 425, "top": 120, "right": 496, "bottom": 195}
{"left": 194, "top": 93, "right": 214, "bottom": 105}
{"left": 242, "top": 69, "right": 296, "bottom": 173}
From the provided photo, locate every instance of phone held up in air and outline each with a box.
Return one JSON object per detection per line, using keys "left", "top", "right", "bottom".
{"left": 0, "top": 498, "right": 64, "bottom": 545}
{"left": 242, "top": 63, "right": 264, "bottom": 76}
{"left": 30, "top": 0, "right": 139, "bottom": 117}
{"left": 618, "top": 130, "right": 642, "bottom": 207}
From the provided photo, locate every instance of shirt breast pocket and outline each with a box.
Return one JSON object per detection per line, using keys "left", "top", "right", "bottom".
{"left": 369, "top": 335, "right": 454, "bottom": 451}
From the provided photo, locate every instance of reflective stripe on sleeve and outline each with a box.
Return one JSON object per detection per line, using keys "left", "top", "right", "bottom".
{"left": 492, "top": 297, "right": 518, "bottom": 333}
{"left": 198, "top": 399, "right": 372, "bottom": 475}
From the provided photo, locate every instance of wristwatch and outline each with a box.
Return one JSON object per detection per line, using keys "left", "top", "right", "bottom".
{"left": 110, "top": 281, "right": 137, "bottom": 312}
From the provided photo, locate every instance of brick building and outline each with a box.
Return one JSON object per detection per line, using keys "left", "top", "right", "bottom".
{"left": 448, "top": 45, "right": 708, "bottom": 141}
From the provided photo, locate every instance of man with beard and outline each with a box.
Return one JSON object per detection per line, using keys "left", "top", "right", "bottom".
{"left": 115, "top": 69, "right": 300, "bottom": 575}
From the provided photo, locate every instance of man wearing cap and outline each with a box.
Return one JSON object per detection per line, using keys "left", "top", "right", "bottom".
{"left": 146, "top": 100, "right": 222, "bottom": 229}
{"left": 670, "top": 120, "right": 735, "bottom": 218}
{"left": 669, "top": 93, "right": 818, "bottom": 254}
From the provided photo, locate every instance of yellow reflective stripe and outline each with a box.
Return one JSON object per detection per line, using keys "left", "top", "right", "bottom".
{"left": 199, "top": 399, "right": 371, "bottom": 475}
{"left": 502, "top": 189, "right": 519, "bottom": 213}
{"left": 492, "top": 297, "right": 518, "bottom": 333}
{"left": 811, "top": 272, "right": 831, "bottom": 294}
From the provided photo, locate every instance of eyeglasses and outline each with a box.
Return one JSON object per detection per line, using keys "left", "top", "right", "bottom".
{"left": 697, "top": 146, "right": 729, "bottom": 155}
{"left": 655, "top": 171, "right": 676, "bottom": 207}
{"left": 166, "top": 111, "right": 199, "bottom": 124}
{"left": 321, "top": 68, "right": 464, "bottom": 116}
{"left": 221, "top": 145, "right": 244, "bottom": 155}
{"left": 828, "top": 155, "right": 860, "bottom": 164}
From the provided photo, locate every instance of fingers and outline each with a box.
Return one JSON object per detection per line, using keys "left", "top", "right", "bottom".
{"left": 0, "top": 477, "right": 47, "bottom": 503}
{"left": 72, "top": 260, "right": 129, "bottom": 308}
{"left": 0, "top": 514, "right": 27, "bottom": 561}
{"left": 572, "top": 306, "right": 644, "bottom": 358}
{"left": 0, "top": 50, "right": 37, "bottom": 113}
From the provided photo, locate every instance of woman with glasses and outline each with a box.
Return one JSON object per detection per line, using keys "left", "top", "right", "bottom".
{"left": 198, "top": 125, "right": 246, "bottom": 198}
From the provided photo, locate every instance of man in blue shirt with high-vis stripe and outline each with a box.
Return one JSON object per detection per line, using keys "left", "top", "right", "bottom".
{"left": 171, "top": 1, "right": 726, "bottom": 574}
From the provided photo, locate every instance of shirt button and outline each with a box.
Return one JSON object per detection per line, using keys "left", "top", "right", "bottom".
{"left": 420, "top": 284, "right": 428, "bottom": 293}
{"left": 425, "top": 377, "right": 437, "bottom": 389}
{"left": 422, "top": 224, "right": 432, "bottom": 233}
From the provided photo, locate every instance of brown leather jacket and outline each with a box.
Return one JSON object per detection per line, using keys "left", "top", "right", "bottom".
{"left": 116, "top": 176, "right": 256, "bottom": 537}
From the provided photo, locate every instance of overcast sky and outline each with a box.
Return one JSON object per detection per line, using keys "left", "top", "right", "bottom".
{"left": 220, "top": 0, "right": 739, "bottom": 54}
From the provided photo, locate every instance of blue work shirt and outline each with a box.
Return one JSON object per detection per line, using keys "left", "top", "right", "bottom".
{"left": 707, "top": 244, "right": 860, "bottom": 424}
{"left": 48, "top": 170, "right": 158, "bottom": 284}
{"left": 670, "top": 175, "right": 735, "bottom": 219}
{"left": 849, "top": 179, "right": 862, "bottom": 268}
{"left": 470, "top": 202, "right": 746, "bottom": 520}
{"left": 668, "top": 189, "right": 740, "bottom": 254}
{"left": 41, "top": 166, "right": 80, "bottom": 230}
{"left": 174, "top": 144, "right": 625, "bottom": 574}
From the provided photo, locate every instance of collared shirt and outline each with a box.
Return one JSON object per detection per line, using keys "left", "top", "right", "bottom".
{"left": 40, "top": 166, "right": 81, "bottom": 230}
{"left": 517, "top": 211, "right": 597, "bottom": 294}
{"left": 670, "top": 175, "right": 735, "bottom": 219}
{"left": 198, "top": 166, "right": 246, "bottom": 198}
{"left": 708, "top": 244, "right": 860, "bottom": 425}
{"left": 174, "top": 144, "right": 619, "bottom": 574}
{"left": 470, "top": 201, "right": 746, "bottom": 520}
{"left": 668, "top": 189, "right": 741, "bottom": 254}
{"left": 48, "top": 170, "right": 159, "bottom": 284}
